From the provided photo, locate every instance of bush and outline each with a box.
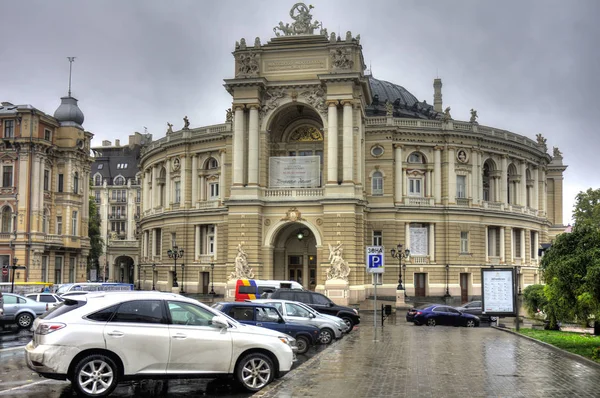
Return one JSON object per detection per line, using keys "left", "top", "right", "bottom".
{"left": 523, "top": 284, "right": 548, "bottom": 318}
{"left": 592, "top": 347, "right": 600, "bottom": 360}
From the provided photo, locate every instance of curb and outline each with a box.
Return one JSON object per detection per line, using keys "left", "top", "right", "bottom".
{"left": 492, "top": 326, "right": 600, "bottom": 370}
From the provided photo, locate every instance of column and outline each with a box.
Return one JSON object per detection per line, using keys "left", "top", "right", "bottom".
{"left": 520, "top": 162, "right": 527, "bottom": 206}
{"left": 248, "top": 105, "right": 259, "bottom": 186}
{"left": 165, "top": 161, "right": 171, "bottom": 208}
{"left": 471, "top": 151, "right": 478, "bottom": 204}
{"left": 356, "top": 110, "right": 364, "bottom": 186}
{"left": 200, "top": 176, "right": 206, "bottom": 201}
{"left": 533, "top": 166, "right": 539, "bottom": 210}
{"left": 426, "top": 170, "right": 432, "bottom": 197}
{"left": 195, "top": 225, "right": 200, "bottom": 261}
{"left": 499, "top": 227, "right": 505, "bottom": 263}
{"left": 447, "top": 148, "right": 456, "bottom": 203}
{"left": 405, "top": 223, "right": 411, "bottom": 251}
{"left": 509, "top": 227, "right": 514, "bottom": 263}
{"left": 429, "top": 224, "right": 435, "bottom": 262}
{"left": 394, "top": 145, "right": 403, "bottom": 203}
{"left": 180, "top": 156, "right": 187, "bottom": 206}
{"left": 342, "top": 101, "right": 353, "bottom": 183}
{"left": 219, "top": 150, "right": 226, "bottom": 198}
{"left": 191, "top": 155, "right": 198, "bottom": 205}
{"left": 520, "top": 229, "right": 526, "bottom": 260}
{"left": 151, "top": 229, "right": 156, "bottom": 259}
{"left": 541, "top": 168, "right": 547, "bottom": 213}
{"left": 434, "top": 147, "right": 442, "bottom": 203}
{"left": 39, "top": 157, "right": 45, "bottom": 214}
{"left": 151, "top": 165, "right": 157, "bottom": 209}
{"left": 501, "top": 156, "right": 508, "bottom": 204}
{"left": 534, "top": 231, "right": 539, "bottom": 262}
{"left": 233, "top": 106, "right": 245, "bottom": 186}
{"left": 32, "top": 155, "right": 40, "bottom": 211}
{"left": 327, "top": 101, "right": 338, "bottom": 183}
{"left": 142, "top": 171, "right": 148, "bottom": 211}
{"left": 485, "top": 226, "right": 489, "bottom": 262}
{"left": 302, "top": 254, "right": 309, "bottom": 289}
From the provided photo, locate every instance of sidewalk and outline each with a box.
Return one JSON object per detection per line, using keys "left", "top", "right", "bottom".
{"left": 253, "top": 299, "right": 600, "bottom": 398}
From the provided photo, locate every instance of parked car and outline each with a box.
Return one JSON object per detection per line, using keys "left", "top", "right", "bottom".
{"left": 25, "top": 293, "right": 64, "bottom": 310}
{"left": 60, "top": 291, "right": 91, "bottom": 299}
{"left": 270, "top": 300, "right": 350, "bottom": 334}
{"left": 1, "top": 293, "right": 49, "bottom": 328}
{"left": 454, "top": 301, "right": 497, "bottom": 322}
{"left": 409, "top": 304, "right": 480, "bottom": 327}
{"left": 26, "top": 291, "right": 295, "bottom": 397}
{"left": 251, "top": 298, "right": 344, "bottom": 344}
{"left": 269, "top": 289, "right": 360, "bottom": 330}
{"left": 212, "top": 301, "right": 320, "bottom": 354}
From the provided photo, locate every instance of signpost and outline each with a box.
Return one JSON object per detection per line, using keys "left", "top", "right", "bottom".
{"left": 366, "top": 246, "right": 384, "bottom": 340}
{"left": 481, "top": 268, "right": 516, "bottom": 324}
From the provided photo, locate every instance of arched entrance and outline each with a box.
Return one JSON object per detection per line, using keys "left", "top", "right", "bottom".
{"left": 270, "top": 222, "right": 318, "bottom": 291}
{"left": 114, "top": 256, "right": 134, "bottom": 284}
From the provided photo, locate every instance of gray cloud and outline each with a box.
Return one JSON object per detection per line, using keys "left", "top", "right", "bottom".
{"left": 2, "top": 0, "right": 598, "bottom": 224}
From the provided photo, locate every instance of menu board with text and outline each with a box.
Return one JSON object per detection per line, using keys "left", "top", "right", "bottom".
{"left": 481, "top": 268, "right": 516, "bottom": 315}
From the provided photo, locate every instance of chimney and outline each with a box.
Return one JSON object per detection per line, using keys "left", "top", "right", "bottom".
{"left": 433, "top": 78, "right": 443, "bottom": 113}
{"left": 115, "top": 139, "right": 120, "bottom": 146}
{"left": 102, "top": 140, "right": 111, "bottom": 147}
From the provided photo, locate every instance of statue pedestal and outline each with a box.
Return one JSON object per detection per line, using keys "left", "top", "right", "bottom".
{"left": 226, "top": 279, "right": 238, "bottom": 302}
{"left": 324, "top": 279, "right": 349, "bottom": 306}
{"left": 396, "top": 289, "right": 410, "bottom": 310}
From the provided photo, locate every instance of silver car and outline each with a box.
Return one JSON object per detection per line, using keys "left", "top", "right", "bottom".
{"left": 293, "top": 301, "right": 350, "bottom": 334}
{"left": 1, "top": 293, "right": 48, "bottom": 328}
{"left": 252, "top": 299, "right": 343, "bottom": 344}
{"left": 25, "top": 293, "right": 64, "bottom": 310}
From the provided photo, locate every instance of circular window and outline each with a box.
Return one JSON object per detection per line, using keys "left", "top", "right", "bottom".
{"left": 371, "top": 145, "right": 384, "bottom": 157}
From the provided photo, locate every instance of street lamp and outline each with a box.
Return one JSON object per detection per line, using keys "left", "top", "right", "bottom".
{"left": 10, "top": 257, "right": 18, "bottom": 293}
{"left": 516, "top": 265, "right": 522, "bottom": 331}
{"left": 209, "top": 262, "right": 216, "bottom": 295}
{"left": 152, "top": 263, "right": 156, "bottom": 290}
{"left": 167, "top": 245, "right": 183, "bottom": 288}
{"left": 180, "top": 263, "right": 185, "bottom": 294}
{"left": 390, "top": 244, "right": 410, "bottom": 292}
{"left": 444, "top": 264, "right": 451, "bottom": 298}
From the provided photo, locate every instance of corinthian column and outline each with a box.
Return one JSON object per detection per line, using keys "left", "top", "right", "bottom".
{"left": 233, "top": 106, "right": 245, "bottom": 186}
{"left": 501, "top": 156, "right": 508, "bottom": 204}
{"left": 342, "top": 101, "right": 353, "bottom": 183}
{"left": 520, "top": 161, "right": 527, "bottom": 206}
{"left": 248, "top": 105, "right": 259, "bottom": 186}
{"left": 191, "top": 155, "right": 198, "bottom": 205}
{"left": 394, "top": 145, "right": 403, "bottom": 203}
{"left": 326, "top": 101, "right": 338, "bottom": 184}
{"left": 434, "top": 147, "right": 442, "bottom": 203}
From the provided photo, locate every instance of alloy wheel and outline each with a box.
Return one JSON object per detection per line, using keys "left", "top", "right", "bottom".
{"left": 77, "top": 358, "right": 115, "bottom": 395}
{"left": 427, "top": 318, "right": 436, "bottom": 326}
{"left": 239, "top": 355, "right": 272, "bottom": 391}
{"left": 466, "top": 319, "right": 476, "bottom": 327}
{"left": 319, "top": 329, "right": 333, "bottom": 344}
{"left": 17, "top": 313, "right": 33, "bottom": 329}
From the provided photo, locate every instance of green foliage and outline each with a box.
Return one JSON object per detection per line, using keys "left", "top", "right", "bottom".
{"left": 518, "top": 328, "right": 600, "bottom": 363}
{"left": 523, "top": 284, "right": 547, "bottom": 318}
{"left": 573, "top": 188, "right": 600, "bottom": 228}
{"left": 87, "top": 196, "right": 104, "bottom": 272}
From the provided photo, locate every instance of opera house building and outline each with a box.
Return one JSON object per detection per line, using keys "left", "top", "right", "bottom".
{"left": 138, "top": 5, "right": 567, "bottom": 304}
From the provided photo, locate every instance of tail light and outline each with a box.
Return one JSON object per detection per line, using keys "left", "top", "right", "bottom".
{"left": 36, "top": 323, "right": 66, "bottom": 335}
{"left": 416, "top": 311, "right": 422, "bottom": 315}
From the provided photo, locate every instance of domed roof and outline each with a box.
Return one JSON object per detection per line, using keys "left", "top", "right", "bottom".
{"left": 368, "top": 75, "right": 419, "bottom": 107}
{"left": 54, "top": 96, "right": 84, "bottom": 128}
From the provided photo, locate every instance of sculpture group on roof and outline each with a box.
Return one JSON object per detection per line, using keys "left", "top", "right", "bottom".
{"left": 274, "top": 3, "right": 323, "bottom": 36}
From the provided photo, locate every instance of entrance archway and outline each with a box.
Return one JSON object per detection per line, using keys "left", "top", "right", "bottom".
{"left": 269, "top": 222, "right": 319, "bottom": 291}
{"left": 114, "top": 256, "right": 134, "bottom": 284}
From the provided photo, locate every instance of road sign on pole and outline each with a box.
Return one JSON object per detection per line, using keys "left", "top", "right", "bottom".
{"left": 366, "top": 246, "right": 384, "bottom": 273}
{"left": 2, "top": 268, "right": 7, "bottom": 277}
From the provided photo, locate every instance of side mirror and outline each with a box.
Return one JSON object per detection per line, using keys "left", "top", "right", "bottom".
{"left": 309, "top": 313, "right": 316, "bottom": 318}
{"left": 211, "top": 315, "right": 229, "bottom": 329}
{"left": 278, "top": 317, "right": 285, "bottom": 324}
{"left": 328, "top": 302, "right": 335, "bottom": 307}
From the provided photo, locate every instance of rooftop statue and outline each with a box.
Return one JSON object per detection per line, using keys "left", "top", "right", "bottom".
{"left": 183, "top": 116, "right": 190, "bottom": 130}
{"left": 274, "top": 3, "right": 323, "bottom": 36}
{"left": 166, "top": 122, "right": 173, "bottom": 133}
{"left": 553, "top": 146, "right": 563, "bottom": 158}
{"left": 226, "top": 108, "right": 233, "bottom": 122}
{"left": 442, "top": 106, "right": 452, "bottom": 122}
{"left": 536, "top": 133, "right": 548, "bottom": 152}
{"left": 385, "top": 100, "right": 394, "bottom": 117}
{"left": 470, "top": 108, "right": 478, "bottom": 124}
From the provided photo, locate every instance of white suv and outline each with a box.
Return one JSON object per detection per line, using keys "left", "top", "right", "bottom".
{"left": 26, "top": 291, "right": 295, "bottom": 397}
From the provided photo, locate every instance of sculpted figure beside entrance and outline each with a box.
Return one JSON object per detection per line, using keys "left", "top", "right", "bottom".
{"left": 229, "top": 243, "right": 255, "bottom": 280}
{"left": 326, "top": 242, "right": 350, "bottom": 281}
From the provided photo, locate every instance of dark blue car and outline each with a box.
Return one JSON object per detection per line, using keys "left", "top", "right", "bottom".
{"left": 407, "top": 304, "right": 480, "bottom": 327}
{"left": 212, "top": 302, "right": 320, "bottom": 354}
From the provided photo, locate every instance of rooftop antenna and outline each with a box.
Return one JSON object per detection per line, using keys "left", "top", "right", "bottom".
{"left": 67, "top": 57, "right": 76, "bottom": 97}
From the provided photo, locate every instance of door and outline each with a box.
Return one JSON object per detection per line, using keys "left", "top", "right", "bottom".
{"left": 166, "top": 300, "right": 232, "bottom": 373}
{"left": 414, "top": 273, "right": 426, "bottom": 297}
{"left": 201, "top": 272, "right": 210, "bottom": 294}
{"left": 309, "top": 292, "right": 335, "bottom": 316}
{"left": 460, "top": 273, "right": 469, "bottom": 303}
{"left": 445, "top": 307, "right": 462, "bottom": 326}
{"left": 2, "top": 294, "right": 22, "bottom": 320}
{"left": 288, "top": 256, "right": 302, "bottom": 285}
{"left": 254, "top": 306, "right": 287, "bottom": 333}
{"left": 103, "top": 300, "right": 170, "bottom": 374}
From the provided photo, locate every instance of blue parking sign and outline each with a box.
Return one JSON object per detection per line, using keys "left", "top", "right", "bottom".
{"left": 366, "top": 246, "right": 384, "bottom": 274}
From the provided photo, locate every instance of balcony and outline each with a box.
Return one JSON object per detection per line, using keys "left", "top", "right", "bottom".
{"left": 197, "top": 200, "right": 220, "bottom": 209}
{"left": 197, "top": 254, "right": 215, "bottom": 264}
{"left": 455, "top": 197, "right": 470, "bottom": 206}
{"left": 410, "top": 255, "right": 429, "bottom": 265}
{"left": 108, "top": 214, "right": 126, "bottom": 220}
{"left": 44, "top": 234, "right": 63, "bottom": 246}
{"left": 264, "top": 188, "right": 324, "bottom": 200}
{"left": 405, "top": 197, "right": 434, "bottom": 206}
{"left": 0, "top": 232, "right": 13, "bottom": 241}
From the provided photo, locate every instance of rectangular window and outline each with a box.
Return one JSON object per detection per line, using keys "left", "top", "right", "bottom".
{"left": 71, "top": 211, "right": 77, "bottom": 235}
{"left": 209, "top": 183, "right": 219, "bottom": 199}
{"left": 408, "top": 178, "right": 422, "bottom": 197}
{"left": 43, "top": 170, "right": 49, "bottom": 191}
{"left": 136, "top": 189, "right": 141, "bottom": 202}
{"left": 207, "top": 225, "right": 215, "bottom": 254}
{"left": 514, "top": 229, "right": 522, "bottom": 258}
{"left": 155, "top": 228, "right": 162, "bottom": 256}
{"left": 44, "top": 129, "right": 52, "bottom": 141}
{"left": 41, "top": 256, "right": 48, "bottom": 282}
{"left": 174, "top": 181, "right": 181, "bottom": 203}
{"left": 456, "top": 175, "right": 466, "bottom": 199}
{"left": 95, "top": 190, "right": 101, "bottom": 203}
{"left": 4, "top": 120, "right": 14, "bottom": 138}
{"left": 373, "top": 231, "right": 382, "bottom": 246}
{"left": 460, "top": 231, "right": 469, "bottom": 253}
{"left": 2, "top": 165, "right": 13, "bottom": 187}
{"left": 56, "top": 216, "right": 63, "bottom": 235}
{"left": 58, "top": 174, "right": 64, "bottom": 192}
{"left": 55, "top": 256, "right": 63, "bottom": 284}
{"left": 171, "top": 232, "right": 177, "bottom": 247}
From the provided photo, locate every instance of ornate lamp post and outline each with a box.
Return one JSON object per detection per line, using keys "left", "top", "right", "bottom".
{"left": 209, "top": 262, "right": 216, "bottom": 295}
{"left": 151, "top": 263, "right": 156, "bottom": 290}
{"left": 10, "top": 257, "right": 18, "bottom": 293}
{"left": 167, "top": 245, "right": 183, "bottom": 288}
{"left": 180, "top": 263, "right": 185, "bottom": 294}
{"left": 390, "top": 244, "right": 410, "bottom": 293}
{"left": 516, "top": 265, "right": 522, "bottom": 331}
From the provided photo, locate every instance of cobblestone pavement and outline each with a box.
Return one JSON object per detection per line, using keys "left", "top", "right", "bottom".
{"left": 254, "top": 307, "right": 600, "bottom": 398}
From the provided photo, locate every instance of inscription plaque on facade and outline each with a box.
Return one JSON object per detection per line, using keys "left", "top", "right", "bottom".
{"left": 410, "top": 227, "right": 428, "bottom": 256}
{"left": 269, "top": 156, "right": 321, "bottom": 188}
{"left": 264, "top": 57, "right": 327, "bottom": 73}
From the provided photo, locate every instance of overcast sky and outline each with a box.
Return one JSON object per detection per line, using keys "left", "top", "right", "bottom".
{"left": 2, "top": 0, "right": 598, "bottom": 225}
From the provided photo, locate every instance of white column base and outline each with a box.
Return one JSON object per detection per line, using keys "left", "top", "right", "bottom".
{"left": 324, "top": 279, "right": 350, "bottom": 306}
{"left": 396, "top": 289, "right": 410, "bottom": 310}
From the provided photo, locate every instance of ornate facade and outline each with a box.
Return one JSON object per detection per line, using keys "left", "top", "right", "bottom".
{"left": 0, "top": 96, "right": 93, "bottom": 287}
{"left": 138, "top": 4, "right": 567, "bottom": 303}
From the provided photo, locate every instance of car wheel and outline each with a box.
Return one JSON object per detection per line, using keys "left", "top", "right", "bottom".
{"left": 341, "top": 317, "right": 354, "bottom": 331}
{"left": 426, "top": 318, "right": 436, "bottom": 327}
{"left": 295, "top": 335, "right": 310, "bottom": 355}
{"left": 72, "top": 354, "right": 119, "bottom": 397}
{"left": 236, "top": 352, "right": 274, "bottom": 392}
{"left": 17, "top": 313, "right": 33, "bottom": 329}
{"left": 466, "top": 319, "right": 476, "bottom": 328}
{"left": 319, "top": 328, "right": 334, "bottom": 344}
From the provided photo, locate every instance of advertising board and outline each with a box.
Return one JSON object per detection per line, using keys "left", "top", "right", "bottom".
{"left": 481, "top": 268, "right": 516, "bottom": 316}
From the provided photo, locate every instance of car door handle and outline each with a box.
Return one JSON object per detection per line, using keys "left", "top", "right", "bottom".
{"left": 107, "top": 331, "right": 124, "bottom": 337}
{"left": 256, "top": 323, "right": 263, "bottom": 326}
{"left": 172, "top": 333, "right": 187, "bottom": 339}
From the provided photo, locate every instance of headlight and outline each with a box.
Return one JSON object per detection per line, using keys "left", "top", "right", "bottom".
{"left": 278, "top": 335, "right": 295, "bottom": 347}
{"left": 353, "top": 309, "right": 359, "bottom": 315}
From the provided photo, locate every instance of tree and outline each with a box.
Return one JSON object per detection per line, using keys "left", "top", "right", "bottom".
{"left": 87, "top": 195, "right": 104, "bottom": 278}
{"left": 572, "top": 188, "right": 600, "bottom": 227}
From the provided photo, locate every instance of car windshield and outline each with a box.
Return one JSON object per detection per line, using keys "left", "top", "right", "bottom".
{"left": 295, "top": 302, "right": 319, "bottom": 315}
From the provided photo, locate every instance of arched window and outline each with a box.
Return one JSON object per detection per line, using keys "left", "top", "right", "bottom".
{"left": 73, "top": 172, "right": 79, "bottom": 194}
{"left": 507, "top": 164, "right": 518, "bottom": 204}
{"left": 408, "top": 152, "right": 424, "bottom": 164}
{"left": 208, "top": 158, "right": 218, "bottom": 169}
{"left": 94, "top": 175, "right": 102, "bottom": 186}
{"left": 114, "top": 176, "right": 125, "bottom": 186}
{"left": 372, "top": 171, "right": 383, "bottom": 196}
{"left": 1, "top": 206, "right": 12, "bottom": 233}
